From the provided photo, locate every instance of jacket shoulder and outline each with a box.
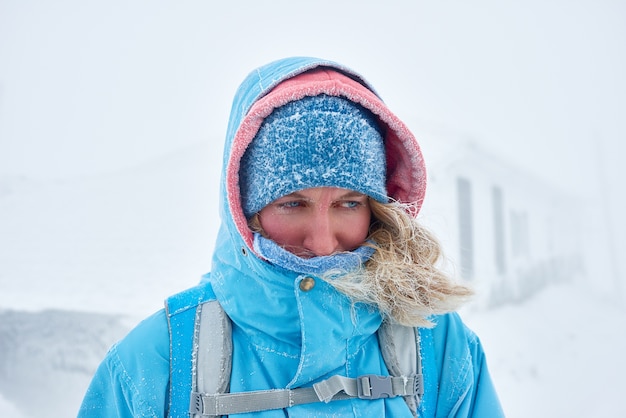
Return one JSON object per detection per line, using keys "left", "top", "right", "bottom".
{"left": 164, "top": 279, "right": 217, "bottom": 317}
{"left": 79, "top": 309, "right": 171, "bottom": 417}
{"left": 419, "top": 312, "right": 504, "bottom": 417}
{"left": 425, "top": 312, "right": 484, "bottom": 381}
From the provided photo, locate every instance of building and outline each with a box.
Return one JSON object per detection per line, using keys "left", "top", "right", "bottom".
{"left": 417, "top": 132, "right": 585, "bottom": 307}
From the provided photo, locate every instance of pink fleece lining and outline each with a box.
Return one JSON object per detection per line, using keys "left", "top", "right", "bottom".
{"left": 228, "top": 69, "right": 427, "bottom": 250}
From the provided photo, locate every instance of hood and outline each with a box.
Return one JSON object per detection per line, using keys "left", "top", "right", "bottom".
{"left": 216, "top": 56, "right": 427, "bottom": 259}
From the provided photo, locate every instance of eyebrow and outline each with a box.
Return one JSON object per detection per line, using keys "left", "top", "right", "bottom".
{"left": 285, "top": 190, "right": 368, "bottom": 199}
{"left": 338, "top": 191, "right": 368, "bottom": 199}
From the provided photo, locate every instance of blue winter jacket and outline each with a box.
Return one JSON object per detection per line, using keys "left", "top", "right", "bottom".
{"left": 78, "top": 57, "right": 504, "bottom": 417}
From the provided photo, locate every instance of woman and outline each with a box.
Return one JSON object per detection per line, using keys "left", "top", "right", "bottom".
{"left": 79, "top": 57, "right": 504, "bottom": 417}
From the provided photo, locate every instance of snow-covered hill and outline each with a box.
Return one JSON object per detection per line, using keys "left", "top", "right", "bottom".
{"left": 0, "top": 309, "right": 129, "bottom": 417}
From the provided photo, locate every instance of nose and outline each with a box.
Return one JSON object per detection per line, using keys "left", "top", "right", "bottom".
{"left": 302, "top": 212, "right": 339, "bottom": 257}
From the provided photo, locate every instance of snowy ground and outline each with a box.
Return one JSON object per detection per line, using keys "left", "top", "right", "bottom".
{"left": 462, "top": 283, "right": 626, "bottom": 417}
{"left": 1, "top": 145, "right": 624, "bottom": 417}
{"left": 0, "top": 309, "right": 129, "bottom": 418}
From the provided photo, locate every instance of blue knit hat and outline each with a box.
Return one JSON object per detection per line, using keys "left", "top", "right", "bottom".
{"left": 240, "top": 94, "right": 387, "bottom": 217}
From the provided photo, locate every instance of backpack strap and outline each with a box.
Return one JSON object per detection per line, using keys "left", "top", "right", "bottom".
{"left": 190, "top": 373, "right": 419, "bottom": 416}
{"left": 185, "top": 301, "right": 423, "bottom": 417}
{"left": 377, "top": 320, "right": 424, "bottom": 417}
{"left": 165, "top": 283, "right": 220, "bottom": 418}
{"left": 190, "top": 300, "right": 233, "bottom": 418}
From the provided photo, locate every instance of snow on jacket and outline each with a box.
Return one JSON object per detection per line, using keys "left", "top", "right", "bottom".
{"left": 78, "top": 57, "right": 504, "bottom": 417}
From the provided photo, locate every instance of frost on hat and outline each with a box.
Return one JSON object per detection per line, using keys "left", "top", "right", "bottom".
{"left": 240, "top": 94, "right": 388, "bottom": 217}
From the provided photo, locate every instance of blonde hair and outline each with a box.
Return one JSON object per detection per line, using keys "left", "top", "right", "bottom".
{"left": 331, "top": 199, "right": 473, "bottom": 327}
{"left": 248, "top": 199, "right": 473, "bottom": 327}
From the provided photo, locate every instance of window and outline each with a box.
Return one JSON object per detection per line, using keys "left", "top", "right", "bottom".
{"left": 492, "top": 186, "right": 506, "bottom": 275}
{"left": 457, "top": 177, "right": 474, "bottom": 279}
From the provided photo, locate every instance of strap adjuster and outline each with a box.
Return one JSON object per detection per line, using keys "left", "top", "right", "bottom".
{"left": 189, "top": 392, "right": 203, "bottom": 414}
{"left": 357, "top": 375, "right": 393, "bottom": 399}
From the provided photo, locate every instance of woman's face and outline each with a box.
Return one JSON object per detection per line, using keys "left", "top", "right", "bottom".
{"left": 257, "top": 187, "right": 372, "bottom": 258}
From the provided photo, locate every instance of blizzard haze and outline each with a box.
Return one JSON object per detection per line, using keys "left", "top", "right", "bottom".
{"left": 1, "top": 1, "right": 625, "bottom": 417}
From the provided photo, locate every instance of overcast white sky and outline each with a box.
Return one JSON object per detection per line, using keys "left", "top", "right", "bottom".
{"left": 1, "top": 0, "right": 624, "bottom": 185}
{"left": 1, "top": 0, "right": 625, "bottom": 260}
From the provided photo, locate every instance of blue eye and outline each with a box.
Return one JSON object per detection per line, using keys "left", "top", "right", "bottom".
{"left": 341, "top": 201, "right": 360, "bottom": 209}
{"left": 280, "top": 201, "right": 302, "bottom": 209}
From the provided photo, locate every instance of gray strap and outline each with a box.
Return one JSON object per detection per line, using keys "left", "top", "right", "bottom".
{"left": 377, "top": 321, "right": 423, "bottom": 416}
{"left": 190, "top": 374, "right": 419, "bottom": 416}
{"left": 191, "top": 301, "right": 233, "bottom": 418}
{"left": 190, "top": 387, "right": 330, "bottom": 416}
{"left": 313, "top": 375, "right": 359, "bottom": 401}
{"left": 196, "top": 301, "right": 232, "bottom": 395}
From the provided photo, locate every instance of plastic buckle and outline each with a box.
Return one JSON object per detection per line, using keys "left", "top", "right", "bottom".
{"left": 357, "top": 375, "right": 393, "bottom": 399}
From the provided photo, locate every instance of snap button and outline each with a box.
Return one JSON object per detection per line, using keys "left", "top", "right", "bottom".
{"left": 299, "top": 277, "right": 316, "bottom": 292}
